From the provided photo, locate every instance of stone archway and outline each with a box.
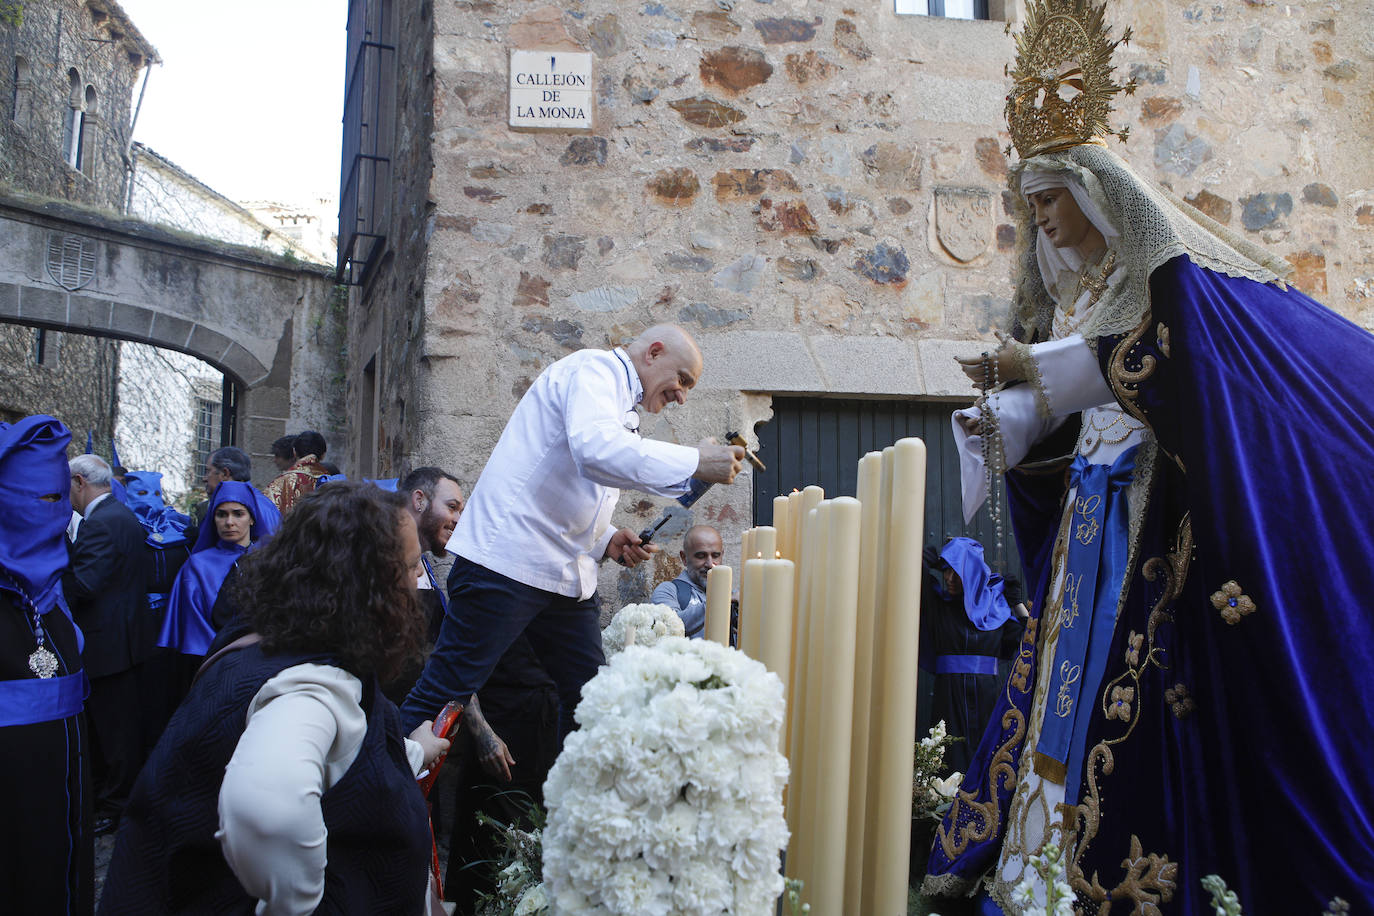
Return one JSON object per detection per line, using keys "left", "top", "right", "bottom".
{"left": 0, "top": 190, "right": 342, "bottom": 489}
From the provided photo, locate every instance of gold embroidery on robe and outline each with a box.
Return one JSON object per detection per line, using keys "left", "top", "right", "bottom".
{"left": 1210, "top": 580, "right": 1256, "bottom": 625}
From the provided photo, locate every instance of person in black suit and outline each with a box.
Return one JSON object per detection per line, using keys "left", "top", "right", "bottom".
{"left": 65, "top": 454, "right": 154, "bottom": 834}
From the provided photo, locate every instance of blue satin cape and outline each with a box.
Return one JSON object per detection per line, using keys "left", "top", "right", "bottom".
{"left": 938, "top": 537, "right": 1013, "bottom": 631}
{"left": 925, "top": 257, "right": 1374, "bottom": 911}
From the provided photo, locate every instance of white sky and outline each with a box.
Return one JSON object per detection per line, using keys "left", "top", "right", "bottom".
{"left": 115, "top": 0, "right": 345, "bottom": 204}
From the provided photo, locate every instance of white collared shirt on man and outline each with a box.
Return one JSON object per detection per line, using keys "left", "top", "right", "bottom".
{"left": 447, "top": 347, "right": 699, "bottom": 600}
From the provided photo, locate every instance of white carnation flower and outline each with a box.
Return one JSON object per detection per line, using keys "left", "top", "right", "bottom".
{"left": 602, "top": 602, "right": 685, "bottom": 656}
{"left": 544, "top": 639, "right": 788, "bottom": 914}
{"left": 514, "top": 883, "right": 550, "bottom": 915}
{"left": 932, "top": 771, "right": 963, "bottom": 798}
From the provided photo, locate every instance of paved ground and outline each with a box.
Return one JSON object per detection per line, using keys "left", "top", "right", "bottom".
{"left": 93, "top": 833, "right": 115, "bottom": 905}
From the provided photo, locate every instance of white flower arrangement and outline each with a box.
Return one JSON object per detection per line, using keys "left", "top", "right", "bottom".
{"left": 913, "top": 720, "right": 962, "bottom": 822}
{"left": 479, "top": 812, "right": 549, "bottom": 916}
{"left": 514, "top": 884, "right": 551, "bottom": 916}
{"left": 542, "top": 637, "right": 790, "bottom": 915}
{"left": 601, "top": 602, "right": 685, "bottom": 657}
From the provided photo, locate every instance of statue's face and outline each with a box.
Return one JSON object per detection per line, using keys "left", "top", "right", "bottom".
{"left": 1027, "top": 186, "right": 1095, "bottom": 253}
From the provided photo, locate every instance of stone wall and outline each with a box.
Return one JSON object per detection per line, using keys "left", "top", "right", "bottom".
{"left": 358, "top": 0, "right": 1372, "bottom": 605}
{"left": 0, "top": 323, "right": 119, "bottom": 455}
{"left": 115, "top": 341, "right": 220, "bottom": 501}
{"left": 127, "top": 144, "right": 321, "bottom": 261}
{"left": 1114, "top": 0, "right": 1373, "bottom": 322}
{"left": 342, "top": 0, "right": 438, "bottom": 480}
{"left": 0, "top": 0, "right": 156, "bottom": 211}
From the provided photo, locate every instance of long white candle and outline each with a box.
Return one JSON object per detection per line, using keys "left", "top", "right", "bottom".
{"left": 773, "top": 496, "right": 791, "bottom": 559}
{"left": 871, "top": 439, "right": 927, "bottom": 916}
{"left": 810, "top": 497, "right": 862, "bottom": 916}
{"left": 741, "top": 558, "right": 765, "bottom": 659}
{"left": 844, "top": 452, "right": 884, "bottom": 906}
{"left": 861, "top": 446, "right": 897, "bottom": 913}
{"left": 758, "top": 558, "right": 795, "bottom": 704}
{"left": 793, "top": 499, "right": 832, "bottom": 896}
{"left": 743, "top": 527, "right": 777, "bottom": 658}
{"left": 738, "top": 528, "right": 755, "bottom": 648}
{"left": 704, "top": 565, "right": 732, "bottom": 646}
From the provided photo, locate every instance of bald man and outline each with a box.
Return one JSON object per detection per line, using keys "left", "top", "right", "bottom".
{"left": 402, "top": 325, "right": 745, "bottom": 739}
{"left": 650, "top": 525, "right": 723, "bottom": 638}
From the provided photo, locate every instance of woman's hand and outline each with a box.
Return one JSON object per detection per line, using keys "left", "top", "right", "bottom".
{"left": 409, "top": 721, "right": 451, "bottom": 771}
{"left": 955, "top": 408, "right": 984, "bottom": 436}
{"left": 956, "top": 335, "right": 1024, "bottom": 389}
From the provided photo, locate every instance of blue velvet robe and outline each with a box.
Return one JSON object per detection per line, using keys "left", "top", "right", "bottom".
{"left": 158, "top": 542, "right": 246, "bottom": 656}
{"left": 925, "top": 257, "right": 1374, "bottom": 911}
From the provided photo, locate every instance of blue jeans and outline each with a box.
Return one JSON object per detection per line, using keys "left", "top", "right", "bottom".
{"left": 399, "top": 556, "right": 604, "bottom": 741}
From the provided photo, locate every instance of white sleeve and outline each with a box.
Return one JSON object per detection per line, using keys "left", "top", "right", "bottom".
{"left": 1025, "top": 335, "right": 1117, "bottom": 417}
{"left": 562, "top": 358, "right": 698, "bottom": 496}
{"left": 952, "top": 385, "right": 1067, "bottom": 524}
{"left": 217, "top": 665, "right": 367, "bottom": 916}
{"left": 592, "top": 520, "right": 619, "bottom": 562}
{"left": 403, "top": 737, "right": 425, "bottom": 775}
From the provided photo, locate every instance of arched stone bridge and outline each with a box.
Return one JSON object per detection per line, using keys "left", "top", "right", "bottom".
{"left": 0, "top": 188, "right": 342, "bottom": 484}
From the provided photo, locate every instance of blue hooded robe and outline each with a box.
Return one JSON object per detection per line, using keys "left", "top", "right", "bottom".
{"left": 158, "top": 482, "right": 280, "bottom": 656}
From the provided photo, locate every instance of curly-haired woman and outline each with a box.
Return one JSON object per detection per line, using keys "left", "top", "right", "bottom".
{"left": 101, "top": 482, "right": 450, "bottom": 915}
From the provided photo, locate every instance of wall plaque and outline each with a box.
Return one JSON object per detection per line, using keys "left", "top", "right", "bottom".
{"left": 509, "top": 50, "right": 593, "bottom": 130}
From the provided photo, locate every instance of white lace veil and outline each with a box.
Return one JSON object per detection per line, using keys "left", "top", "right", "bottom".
{"left": 1009, "top": 145, "right": 1293, "bottom": 346}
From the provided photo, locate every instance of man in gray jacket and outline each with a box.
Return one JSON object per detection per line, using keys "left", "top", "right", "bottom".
{"left": 650, "top": 525, "right": 723, "bottom": 638}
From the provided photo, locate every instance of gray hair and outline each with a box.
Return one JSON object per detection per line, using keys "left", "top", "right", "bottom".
{"left": 69, "top": 453, "right": 113, "bottom": 487}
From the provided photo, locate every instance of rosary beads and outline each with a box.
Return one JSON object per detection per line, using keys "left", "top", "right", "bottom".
{"left": 979, "top": 350, "right": 1007, "bottom": 559}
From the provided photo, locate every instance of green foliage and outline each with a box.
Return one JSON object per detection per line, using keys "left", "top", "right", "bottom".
{"left": 0, "top": 2, "right": 22, "bottom": 27}
{"left": 473, "top": 796, "right": 548, "bottom": 916}
{"left": 912, "top": 721, "right": 963, "bottom": 823}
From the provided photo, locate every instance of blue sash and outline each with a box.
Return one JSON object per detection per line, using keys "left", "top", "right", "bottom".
{"left": 935, "top": 654, "right": 999, "bottom": 676}
{"left": 422, "top": 556, "right": 449, "bottom": 616}
{"left": 1033, "top": 446, "right": 1136, "bottom": 800}
{"left": 0, "top": 671, "right": 88, "bottom": 726}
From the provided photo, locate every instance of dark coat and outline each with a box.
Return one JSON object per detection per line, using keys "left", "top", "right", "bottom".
{"left": 64, "top": 495, "right": 155, "bottom": 679}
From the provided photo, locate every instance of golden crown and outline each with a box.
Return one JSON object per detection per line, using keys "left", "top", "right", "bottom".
{"left": 1005, "top": 0, "right": 1137, "bottom": 159}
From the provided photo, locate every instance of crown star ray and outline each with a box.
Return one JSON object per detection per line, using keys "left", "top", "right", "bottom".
{"left": 1005, "top": 0, "right": 1138, "bottom": 160}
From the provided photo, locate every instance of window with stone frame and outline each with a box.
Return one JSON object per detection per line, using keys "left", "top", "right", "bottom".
{"left": 894, "top": 0, "right": 994, "bottom": 20}
{"left": 79, "top": 85, "right": 98, "bottom": 178}
{"left": 338, "top": 0, "right": 396, "bottom": 286}
{"left": 31, "top": 328, "right": 57, "bottom": 367}
{"left": 12, "top": 56, "right": 32, "bottom": 128}
{"left": 62, "top": 69, "right": 83, "bottom": 169}
{"left": 191, "top": 394, "right": 223, "bottom": 491}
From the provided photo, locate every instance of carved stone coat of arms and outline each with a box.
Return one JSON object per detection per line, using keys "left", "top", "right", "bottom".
{"left": 931, "top": 187, "right": 993, "bottom": 264}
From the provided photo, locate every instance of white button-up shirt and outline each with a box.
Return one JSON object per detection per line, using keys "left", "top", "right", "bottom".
{"left": 448, "top": 347, "right": 699, "bottom": 599}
